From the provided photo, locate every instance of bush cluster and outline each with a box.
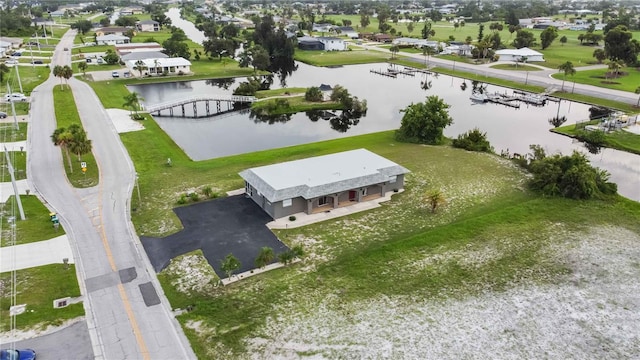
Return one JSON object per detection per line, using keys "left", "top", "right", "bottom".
{"left": 452, "top": 128, "right": 493, "bottom": 152}
{"left": 176, "top": 186, "right": 221, "bottom": 205}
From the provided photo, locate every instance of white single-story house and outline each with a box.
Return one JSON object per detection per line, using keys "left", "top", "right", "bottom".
{"left": 318, "top": 37, "right": 347, "bottom": 51}
{"left": 333, "top": 26, "right": 359, "bottom": 39}
{"left": 0, "top": 41, "right": 12, "bottom": 57}
{"left": 442, "top": 44, "right": 475, "bottom": 57}
{"left": 239, "top": 149, "right": 410, "bottom": 219}
{"left": 312, "top": 23, "right": 333, "bottom": 33}
{"left": 126, "top": 57, "right": 192, "bottom": 76}
{"left": 121, "top": 51, "right": 168, "bottom": 62}
{"left": 136, "top": 20, "right": 160, "bottom": 32}
{"left": 392, "top": 37, "right": 431, "bottom": 48}
{"left": 115, "top": 42, "right": 163, "bottom": 56}
{"left": 495, "top": 47, "right": 545, "bottom": 62}
{"left": 96, "top": 34, "right": 130, "bottom": 45}
{"left": 0, "top": 37, "right": 23, "bottom": 49}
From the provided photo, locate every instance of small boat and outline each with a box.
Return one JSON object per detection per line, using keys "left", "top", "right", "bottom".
{"left": 470, "top": 93, "right": 489, "bottom": 103}
{"left": 521, "top": 94, "right": 546, "bottom": 105}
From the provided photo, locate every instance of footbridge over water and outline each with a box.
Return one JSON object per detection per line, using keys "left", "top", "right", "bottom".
{"left": 144, "top": 95, "right": 257, "bottom": 118}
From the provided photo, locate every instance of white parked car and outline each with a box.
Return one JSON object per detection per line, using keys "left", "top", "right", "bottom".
{"left": 4, "top": 93, "right": 27, "bottom": 102}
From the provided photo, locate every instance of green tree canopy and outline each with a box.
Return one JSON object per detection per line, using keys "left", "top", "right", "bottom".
{"left": 513, "top": 29, "right": 536, "bottom": 48}
{"left": 395, "top": 96, "right": 453, "bottom": 144}
{"left": 221, "top": 254, "right": 241, "bottom": 280}
{"left": 604, "top": 25, "right": 639, "bottom": 65}
{"left": 539, "top": 26, "right": 558, "bottom": 50}
{"left": 71, "top": 20, "right": 92, "bottom": 35}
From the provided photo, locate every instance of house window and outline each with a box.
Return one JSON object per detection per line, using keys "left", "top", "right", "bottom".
{"left": 245, "top": 182, "right": 253, "bottom": 196}
{"left": 361, "top": 188, "right": 367, "bottom": 196}
{"left": 283, "top": 198, "right": 292, "bottom": 207}
{"left": 318, "top": 196, "right": 328, "bottom": 206}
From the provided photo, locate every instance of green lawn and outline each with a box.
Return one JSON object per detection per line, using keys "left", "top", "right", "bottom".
{"left": 551, "top": 121, "right": 640, "bottom": 155}
{"left": 491, "top": 63, "right": 543, "bottom": 71}
{"left": 0, "top": 122, "right": 27, "bottom": 142}
{"left": 52, "top": 87, "right": 99, "bottom": 187}
{"left": 255, "top": 88, "right": 308, "bottom": 99}
{"left": 552, "top": 67, "right": 640, "bottom": 93}
{"left": 252, "top": 96, "right": 342, "bottom": 115}
{"left": 0, "top": 264, "right": 83, "bottom": 332}
{"left": 294, "top": 49, "right": 393, "bottom": 66}
{"left": 148, "top": 128, "right": 640, "bottom": 357}
{"left": 0, "top": 151, "right": 26, "bottom": 181}
{"left": 0, "top": 66, "right": 50, "bottom": 96}
{"left": 430, "top": 65, "right": 546, "bottom": 93}
{"left": 72, "top": 44, "right": 115, "bottom": 55}
{"left": 1, "top": 195, "right": 66, "bottom": 247}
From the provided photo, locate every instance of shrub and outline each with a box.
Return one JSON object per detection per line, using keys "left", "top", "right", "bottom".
{"left": 288, "top": 215, "right": 296, "bottom": 221}
{"left": 177, "top": 194, "right": 188, "bottom": 204}
{"left": 575, "top": 129, "right": 606, "bottom": 154}
{"left": 305, "top": 87, "right": 323, "bottom": 102}
{"left": 202, "top": 186, "right": 213, "bottom": 198}
{"left": 548, "top": 115, "right": 567, "bottom": 128}
{"left": 189, "top": 192, "right": 200, "bottom": 202}
{"left": 452, "top": 128, "right": 492, "bottom": 152}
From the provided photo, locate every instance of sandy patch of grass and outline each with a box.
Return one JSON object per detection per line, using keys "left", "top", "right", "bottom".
{"left": 160, "top": 250, "right": 220, "bottom": 296}
{"left": 246, "top": 226, "right": 640, "bottom": 359}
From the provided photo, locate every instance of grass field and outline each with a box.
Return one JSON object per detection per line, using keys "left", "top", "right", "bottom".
{"left": 551, "top": 121, "right": 640, "bottom": 155}
{"left": 0, "top": 264, "right": 83, "bottom": 332}
{"left": 71, "top": 44, "right": 115, "bottom": 55}
{"left": 52, "top": 87, "right": 99, "bottom": 187}
{"left": 1, "top": 195, "right": 66, "bottom": 247}
{"left": 552, "top": 67, "right": 640, "bottom": 93}
{"left": 255, "top": 88, "right": 308, "bottom": 99}
{"left": 0, "top": 123, "right": 27, "bottom": 142}
{"left": 1, "top": 66, "right": 50, "bottom": 97}
{"left": 147, "top": 128, "right": 640, "bottom": 358}
{"left": 0, "top": 151, "right": 26, "bottom": 181}
{"left": 252, "top": 96, "right": 342, "bottom": 115}
{"left": 294, "top": 49, "right": 393, "bottom": 66}
{"left": 490, "top": 63, "right": 543, "bottom": 71}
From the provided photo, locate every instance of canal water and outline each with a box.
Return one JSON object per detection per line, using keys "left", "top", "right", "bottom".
{"left": 129, "top": 62, "right": 639, "bottom": 201}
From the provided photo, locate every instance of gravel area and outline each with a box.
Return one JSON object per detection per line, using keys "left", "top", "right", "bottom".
{"left": 246, "top": 226, "right": 640, "bottom": 359}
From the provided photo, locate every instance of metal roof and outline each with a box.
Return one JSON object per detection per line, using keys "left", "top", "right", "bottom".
{"left": 239, "top": 149, "right": 410, "bottom": 202}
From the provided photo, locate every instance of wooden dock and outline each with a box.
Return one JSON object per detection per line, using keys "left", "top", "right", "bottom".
{"left": 370, "top": 69, "right": 397, "bottom": 78}
{"left": 487, "top": 95, "right": 521, "bottom": 108}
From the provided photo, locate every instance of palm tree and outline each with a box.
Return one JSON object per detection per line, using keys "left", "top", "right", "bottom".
{"left": 422, "top": 45, "right": 436, "bottom": 67}
{"left": 123, "top": 92, "right": 144, "bottom": 117}
{"left": 635, "top": 86, "right": 640, "bottom": 107}
{"left": 608, "top": 60, "right": 623, "bottom": 78}
{"left": 133, "top": 60, "right": 146, "bottom": 77}
{"left": 53, "top": 65, "right": 64, "bottom": 89}
{"left": 425, "top": 189, "right": 446, "bottom": 213}
{"left": 66, "top": 124, "right": 92, "bottom": 161}
{"left": 389, "top": 44, "right": 399, "bottom": 60}
{"left": 558, "top": 61, "right": 575, "bottom": 91}
{"left": 51, "top": 127, "right": 74, "bottom": 172}
{"left": 61, "top": 65, "right": 73, "bottom": 89}
{"left": 77, "top": 61, "right": 88, "bottom": 76}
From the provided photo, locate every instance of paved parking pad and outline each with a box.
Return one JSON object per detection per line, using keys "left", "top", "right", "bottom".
{"left": 141, "top": 195, "right": 290, "bottom": 276}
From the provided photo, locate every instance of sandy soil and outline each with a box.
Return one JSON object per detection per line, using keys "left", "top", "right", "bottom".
{"left": 246, "top": 226, "right": 640, "bottom": 359}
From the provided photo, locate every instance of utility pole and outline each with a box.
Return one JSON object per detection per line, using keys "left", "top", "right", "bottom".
{"left": 4, "top": 147, "right": 26, "bottom": 220}
{"left": 15, "top": 65, "right": 23, "bottom": 93}
{"left": 6, "top": 84, "right": 19, "bottom": 130}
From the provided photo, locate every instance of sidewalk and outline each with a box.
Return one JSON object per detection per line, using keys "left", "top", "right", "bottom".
{"left": 0, "top": 235, "right": 74, "bottom": 272}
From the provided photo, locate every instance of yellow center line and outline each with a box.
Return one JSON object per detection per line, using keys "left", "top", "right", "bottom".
{"left": 92, "top": 149, "right": 150, "bottom": 359}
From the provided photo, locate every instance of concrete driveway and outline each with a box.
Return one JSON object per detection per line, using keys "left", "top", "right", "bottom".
{"left": 141, "top": 195, "right": 290, "bottom": 276}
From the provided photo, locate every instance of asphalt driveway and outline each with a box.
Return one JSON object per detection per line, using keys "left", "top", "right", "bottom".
{"left": 141, "top": 195, "right": 290, "bottom": 276}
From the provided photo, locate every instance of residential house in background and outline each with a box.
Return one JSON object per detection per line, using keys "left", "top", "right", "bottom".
{"left": 495, "top": 47, "right": 544, "bottom": 62}
{"left": 297, "top": 36, "right": 324, "bottom": 50}
{"left": 95, "top": 27, "right": 131, "bottom": 37}
{"left": 318, "top": 37, "right": 347, "bottom": 51}
{"left": 97, "top": 34, "right": 130, "bottom": 45}
{"left": 115, "top": 42, "right": 163, "bottom": 56}
{"left": 136, "top": 20, "right": 160, "bottom": 32}
{"left": 126, "top": 57, "right": 192, "bottom": 76}
{"left": 333, "top": 26, "right": 359, "bottom": 39}
{"left": 239, "top": 149, "right": 410, "bottom": 220}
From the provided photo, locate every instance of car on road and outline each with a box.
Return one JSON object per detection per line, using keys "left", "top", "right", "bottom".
{"left": 5, "top": 59, "right": 18, "bottom": 65}
{"left": 0, "top": 348, "right": 37, "bottom": 360}
{"left": 31, "top": 60, "right": 43, "bottom": 64}
{"left": 111, "top": 71, "right": 119, "bottom": 78}
{"left": 86, "top": 58, "right": 92, "bottom": 63}
{"left": 63, "top": 47, "right": 68, "bottom": 51}
{"left": 12, "top": 52, "right": 21, "bottom": 57}
{"left": 96, "top": 58, "right": 104, "bottom": 64}
{"left": 0, "top": 111, "right": 7, "bottom": 118}
{"left": 123, "top": 71, "right": 131, "bottom": 78}
{"left": 4, "top": 93, "right": 27, "bottom": 102}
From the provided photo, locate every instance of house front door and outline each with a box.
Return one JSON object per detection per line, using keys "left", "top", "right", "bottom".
{"left": 349, "top": 190, "right": 357, "bottom": 201}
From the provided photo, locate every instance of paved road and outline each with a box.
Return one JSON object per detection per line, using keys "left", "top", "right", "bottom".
{"left": 364, "top": 45, "right": 639, "bottom": 106}
{"left": 4, "top": 320, "right": 93, "bottom": 360}
{"left": 27, "top": 30, "right": 195, "bottom": 360}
